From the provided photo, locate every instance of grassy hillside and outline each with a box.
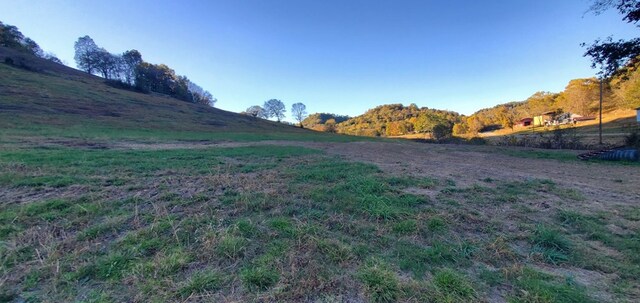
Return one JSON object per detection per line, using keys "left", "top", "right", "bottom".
{"left": 0, "top": 51, "right": 356, "bottom": 143}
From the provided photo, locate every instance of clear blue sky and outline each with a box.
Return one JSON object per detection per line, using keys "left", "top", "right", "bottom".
{"left": 1, "top": 0, "right": 637, "bottom": 118}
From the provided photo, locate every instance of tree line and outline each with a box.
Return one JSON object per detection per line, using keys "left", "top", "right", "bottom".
{"left": 452, "top": 69, "right": 639, "bottom": 135}
{"left": 301, "top": 113, "right": 351, "bottom": 132}
{"left": 303, "top": 104, "right": 461, "bottom": 139}
{"left": 73, "top": 36, "right": 215, "bottom": 106}
{"left": 241, "top": 100, "right": 308, "bottom": 126}
{"left": 0, "top": 21, "right": 61, "bottom": 63}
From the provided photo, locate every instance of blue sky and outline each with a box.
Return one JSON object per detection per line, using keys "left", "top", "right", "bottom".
{"left": 1, "top": 0, "right": 637, "bottom": 118}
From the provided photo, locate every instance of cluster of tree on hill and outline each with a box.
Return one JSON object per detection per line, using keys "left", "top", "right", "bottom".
{"left": 451, "top": 0, "right": 640, "bottom": 136}
{"left": 241, "top": 100, "right": 308, "bottom": 126}
{"left": 307, "top": 104, "right": 461, "bottom": 138}
{"left": 73, "top": 36, "right": 215, "bottom": 106}
{"left": 301, "top": 113, "right": 350, "bottom": 132}
{"left": 0, "top": 21, "right": 61, "bottom": 63}
{"left": 453, "top": 60, "right": 640, "bottom": 135}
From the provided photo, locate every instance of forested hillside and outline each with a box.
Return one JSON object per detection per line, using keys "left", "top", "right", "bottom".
{"left": 455, "top": 61, "right": 640, "bottom": 135}
{"left": 301, "top": 113, "right": 350, "bottom": 132}
{"left": 304, "top": 62, "right": 639, "bottom": 139}
{"left": 333, "top": 104, "right": 461, "bottom": 138}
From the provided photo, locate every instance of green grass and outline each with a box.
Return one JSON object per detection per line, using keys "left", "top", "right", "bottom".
{"left": 357, "top": 259, "right": 400, "bottom": 302}
{"left": 178, "top": 270, "right": 224, "bottom": 298}
{"left": 241, "top": 266, "right": 280, "bottom": 290}
{"left": 498, "top": 148, "right": 579, "bottom": 162}
{"left": 530, "top": 225, "right": 572, "bottom": 265}
{"left": 432, "top": 268, "right": 476, "bottom": 302}
{"left": 0, "top": 141, "right": 634, "bottom": 302}
{"left": 508, "top": 268, "right": 595, "bottom": 303}
{"left": 216, "top": 235, "right": 249, "bottom": 259}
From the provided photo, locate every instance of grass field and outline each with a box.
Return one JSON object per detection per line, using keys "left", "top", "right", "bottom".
{"left": 1, "top": 57, "right": 640, "bottom": 302}
{"left": 1, "top": 142, "right": 639, "bottom": 302}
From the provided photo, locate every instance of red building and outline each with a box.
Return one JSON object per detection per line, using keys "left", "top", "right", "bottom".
{"left": 516, "top": 118, "right": 532, "bottom": 127}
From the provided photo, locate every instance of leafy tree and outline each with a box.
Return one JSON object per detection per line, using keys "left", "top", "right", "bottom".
{"left": 556, "top": 78, "right": 601, "bottom": 115}
{"left": 21, "top": 37, "right": 43, "bottom": 57}
{"left": 336, "top": 104, "right": 461, "bottom": 137}
{"left": 301, "top": 113, "right": 349, "bottom": 130}
{"left": 611, "top": 59, "right": 640, "bottom": 108}
{"left": 324, "top": 118, "right": 337, "bottom": 133}
{"left": 263, "top": 99, "right": 286, "bottom": 122}
{"left": 431, "top": 123, "right": 452, "bottom": 141}
{"left": 95, "top": 49, "right": 120, "bottom": 79}
{"left": 452, "top": 123, "right": 469, "bottom": 135}
{"left": 0, "top": 22, "right": 24, "bottom": 50}
{"left": 385, "top": 121, "right": 412, "bottom": 136}
{"left": 583, "top": 0, "right": 640, "bottom": 77}
{"left": 244, "top": 106, "right": 265, "bottom": 118}
{"left": 497, "top": 106, "right": 516, "bottom": 130}
{"left": 121, "top": 50, "right": 142, "bottom": 85}
{"left": 526, "top": 91, "right": 558, "bottom": 116}
{"left": 0, "top": 21, "right": 54, "bottom": 60}
{"left": 291, "top": 102, "right": 307, "bottom": 127}
{"left": 188, "top": 81, "right": 216, "bottom": 106}
{"left": 74, "top": 36, "right": 101, "bottom": 74}
{"left": 466, "top": 116, "right": 484, "bottom": 135}
{"left": 42, "top": 52, "right": 62, "bottom": 64}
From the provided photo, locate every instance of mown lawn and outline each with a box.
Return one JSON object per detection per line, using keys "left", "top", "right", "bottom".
{"left": 0, "top": 145, "right": 638, "bottom": 302}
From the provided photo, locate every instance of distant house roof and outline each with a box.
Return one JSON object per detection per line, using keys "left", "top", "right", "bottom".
{"left": 521, "top": 117, "right": 532, "bottom": 122}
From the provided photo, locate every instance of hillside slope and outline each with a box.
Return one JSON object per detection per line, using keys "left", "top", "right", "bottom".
{"left": 0, "top": 48, "right": 347, "bottom": 142}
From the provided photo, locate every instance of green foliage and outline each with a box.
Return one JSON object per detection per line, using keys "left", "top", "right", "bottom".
{"left": 334, "top": 104, "right": 461, "bottom": 137}
{"left": 431, "top": 123, "right": 453, "bottom": 141}
{"left": 301, "top": 113, "right": 350, "bottom": 129}
{"left": 263, "top": 99, "right": 286, "bottom": 122}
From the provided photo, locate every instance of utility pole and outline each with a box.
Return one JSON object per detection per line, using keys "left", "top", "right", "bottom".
{"left": 599, "top": 78, "right": 603, "bottom": 145}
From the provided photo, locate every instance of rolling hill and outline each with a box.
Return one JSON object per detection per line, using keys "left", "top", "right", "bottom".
{"left": 1, "top": 46, "right": 639, "bottom": 303}
{"left": 0, "top": 46, "right": 352, "bottom": 143}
